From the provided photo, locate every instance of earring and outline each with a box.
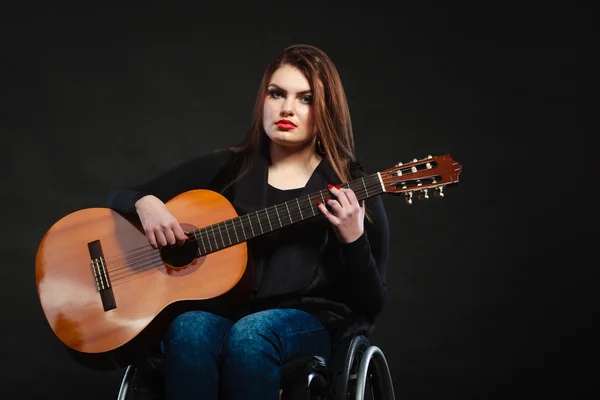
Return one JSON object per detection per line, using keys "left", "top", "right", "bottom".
{"left": 317, "top": 137, "right": 326, "bottom": 154}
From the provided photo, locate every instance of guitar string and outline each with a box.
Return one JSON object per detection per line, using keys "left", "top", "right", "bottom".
{"left": 106, "top": 171, "right": 439, "bottom": 283}
{"left": 107, "top": 173, "right": 437, "bottom": 284}
{"left": 107, "top": 172, "right": 438, "bottom": 283}
{"left": 110, "top": 257, "right": 165, "bottom": 287}
{"left": 106, "top": 178, "right": 384, "bottom": 282}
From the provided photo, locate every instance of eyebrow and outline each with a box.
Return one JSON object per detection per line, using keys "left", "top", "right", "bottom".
{"left": 267, "top": 83, "right": 312, "bottom": 96}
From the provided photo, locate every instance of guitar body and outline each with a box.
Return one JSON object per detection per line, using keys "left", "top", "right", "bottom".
{"left": 36, "top": 190, "right": 248, "bottom": 369}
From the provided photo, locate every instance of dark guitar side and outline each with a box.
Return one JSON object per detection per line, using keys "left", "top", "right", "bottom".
{"left": 36, "top": 190, "right": 248, "bottom": 369}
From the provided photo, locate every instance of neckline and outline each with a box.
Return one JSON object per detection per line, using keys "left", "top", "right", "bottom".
{"left": 267, "top": 158, "right": 324, "bottom": 193}
{"left": 268, "top": 184, "right": 304, "bottom": 192}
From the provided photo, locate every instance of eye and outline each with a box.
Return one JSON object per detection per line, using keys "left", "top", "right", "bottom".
{"left": 300, "top": 95, "right": 313, "bottom": 104}
{"left": 269, "top": 89, "right": 284, "bottom": 99}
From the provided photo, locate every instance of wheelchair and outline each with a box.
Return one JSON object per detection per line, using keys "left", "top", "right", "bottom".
{"left": 117, "top": 334, "right": 395, "bottom": 399}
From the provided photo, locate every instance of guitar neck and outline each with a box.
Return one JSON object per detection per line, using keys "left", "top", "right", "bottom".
{"left": 189, "top": 173, "right": 385, "bottom": 255}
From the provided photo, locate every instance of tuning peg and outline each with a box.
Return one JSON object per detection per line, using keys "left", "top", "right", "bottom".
{"left": 410, "top": 159, "right": 418, "bottom": 172}
{"left": 418, "top": 188, "right": 429, "bottom": 200}
{"left": 434, "top": 186, "right": 444, "bottom": 198}
{"left": 424, "top": 155, "right": 434, "bottom": 169}
{"left": 404, "top": 191, "right": 413, "bottom": 205}
{"left": 393, "top": 162, "right": 404, "bottom": 176}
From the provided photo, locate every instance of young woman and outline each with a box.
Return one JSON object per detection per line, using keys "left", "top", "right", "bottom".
{"left": 107, "top": 44, "right": 390, "bottom": 399}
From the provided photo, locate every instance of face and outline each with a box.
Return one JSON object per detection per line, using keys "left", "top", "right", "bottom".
{"left": 263, "top": 64, "right": 317, "bottom": 150}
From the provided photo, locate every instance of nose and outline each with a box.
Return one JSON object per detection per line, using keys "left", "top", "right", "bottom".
{"left": 280, "top": 100, "right": 294, "bottom": 117}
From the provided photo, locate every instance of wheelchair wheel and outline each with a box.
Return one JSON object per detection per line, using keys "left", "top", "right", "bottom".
{"left": 334, "top": 335, "right": 370, "bottom": 399}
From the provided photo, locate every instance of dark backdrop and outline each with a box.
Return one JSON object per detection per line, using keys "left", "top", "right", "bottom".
{"left": 1, "top": 3, "right": 594, "bottom": 399}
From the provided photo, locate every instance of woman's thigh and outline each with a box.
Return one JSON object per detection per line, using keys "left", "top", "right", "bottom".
{"left": 163, "top": 310, "right": 233, "bottom": 361}
{"left": 223, "top": 308, "right": 331, "bottom": 364}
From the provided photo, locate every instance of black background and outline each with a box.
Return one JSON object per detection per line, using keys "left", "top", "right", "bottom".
{"left": 1, "top": 3, "right": 594, "bottom": 399}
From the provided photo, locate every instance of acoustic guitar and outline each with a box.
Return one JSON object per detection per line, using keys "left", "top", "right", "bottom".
{"left": 36, "top": 154, "right": 461, "bottom": 369}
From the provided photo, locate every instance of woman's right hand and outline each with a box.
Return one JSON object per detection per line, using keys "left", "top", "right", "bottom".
{"left": 134, "top": 195, "right": 188, "bottom": 249}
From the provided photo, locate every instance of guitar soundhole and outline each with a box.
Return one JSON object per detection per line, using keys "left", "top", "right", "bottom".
{"left": 157, "top": 222, "right": 204, "bottom": 277}
{"left": 160, "top": 243, "right": 198, "bottom": 267}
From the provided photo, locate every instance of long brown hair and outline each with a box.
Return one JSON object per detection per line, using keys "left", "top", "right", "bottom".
{"left": 231, "top": 44, "right": 357, "bottom": 184}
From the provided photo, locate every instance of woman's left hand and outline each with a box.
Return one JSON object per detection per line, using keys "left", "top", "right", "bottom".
{"left": 317, "top": 184, "right": 365, "bottom": 243}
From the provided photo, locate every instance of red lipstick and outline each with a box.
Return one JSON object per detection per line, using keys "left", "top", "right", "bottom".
{"left": 275, "top": 119, "right": 296, "bottom": 130}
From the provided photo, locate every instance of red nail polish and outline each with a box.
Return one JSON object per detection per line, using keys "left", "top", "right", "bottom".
{"left": 326, "top": 197, "right": 331, "bottom": 202}
{"left": 336, "top": 185, "right": 341, "bottom": 189}
{"left": 328, "top": 184, "right": 333, "bottom": 189}
{"left": 317, "top": 200, "right": 322, "bottom": 205}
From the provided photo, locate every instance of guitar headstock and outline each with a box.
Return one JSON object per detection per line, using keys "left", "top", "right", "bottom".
{"left": 380, "top": 154, "right": 462, "bottom": 204}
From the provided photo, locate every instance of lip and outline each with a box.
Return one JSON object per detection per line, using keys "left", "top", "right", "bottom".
{"left": 275, "top": 119, "right": 297, "bottom": 128}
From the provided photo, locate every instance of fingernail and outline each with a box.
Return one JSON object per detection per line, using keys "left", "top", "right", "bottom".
{"left": 326, "top": 197, "right": 331, "bottom": 202}
{"left": 317, "top": 200, "right": 322, "bottom": 205}
{"left": 336, "top": 185, "right": 341, "bottom": 189}
{"left": 328, "top": 184, "right": 333, "bottom": 189}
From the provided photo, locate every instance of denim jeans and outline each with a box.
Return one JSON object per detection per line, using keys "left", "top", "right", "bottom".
{"left": 162, "top": 308, "right": 331, "bottom": 400}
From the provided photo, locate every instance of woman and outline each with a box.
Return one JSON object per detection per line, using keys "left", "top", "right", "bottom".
{"left": 108, "top": 44, "right": 390, "bottom": 399}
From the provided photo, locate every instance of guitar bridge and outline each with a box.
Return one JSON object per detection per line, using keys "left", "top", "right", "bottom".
{"left": 88, "top": 240, "right": 117, "bottom": 311}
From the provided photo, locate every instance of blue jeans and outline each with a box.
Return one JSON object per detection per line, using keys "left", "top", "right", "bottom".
{"left": 162, "top": 308, "right": 331, "bottom": 400}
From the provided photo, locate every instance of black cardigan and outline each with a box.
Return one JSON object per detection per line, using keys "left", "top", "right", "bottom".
{"left": 107, "top": 148, "right": 390, "bottom": 342}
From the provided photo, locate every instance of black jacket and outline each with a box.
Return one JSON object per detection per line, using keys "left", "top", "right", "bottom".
{"left": 107, "top": 148, "right": 390, "bottom": 342}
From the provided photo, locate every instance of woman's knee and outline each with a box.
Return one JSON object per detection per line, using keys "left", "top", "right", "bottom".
{"left": 222, "top": 310, "right": 292, "bottom": 366}
{"left": 164, "top": 310, "right": 232, "bottom": 354}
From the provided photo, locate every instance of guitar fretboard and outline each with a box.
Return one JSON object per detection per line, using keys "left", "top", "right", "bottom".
{"left": 191, "top": 173, "right": 384, "bottom": 255}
